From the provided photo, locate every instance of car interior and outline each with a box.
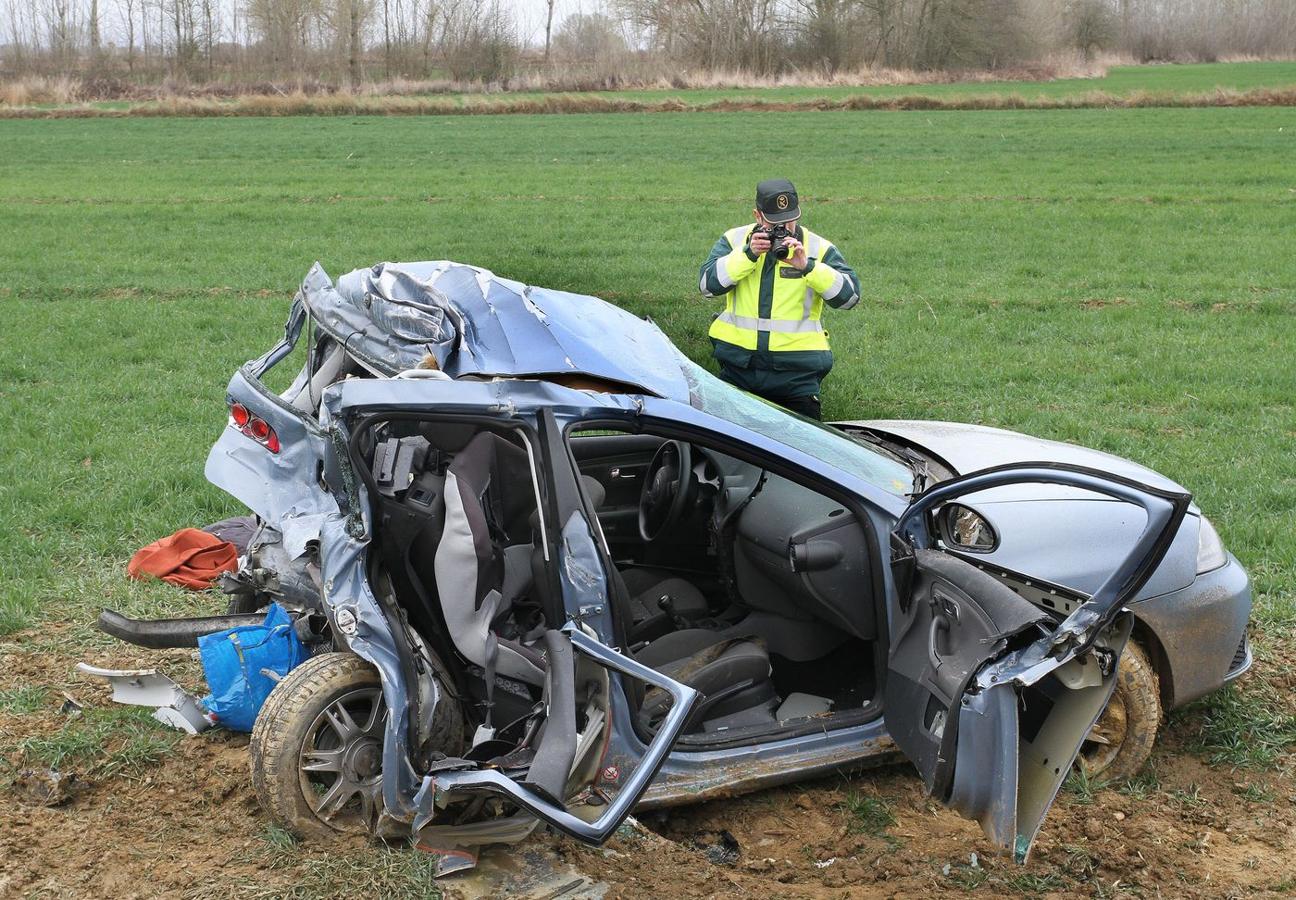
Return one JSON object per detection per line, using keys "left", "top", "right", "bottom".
{"left": 352, "top": 414, "right": 887, "bottom": 754}
{"left": 570, "top": 427, "right": 885, "bottom": 745}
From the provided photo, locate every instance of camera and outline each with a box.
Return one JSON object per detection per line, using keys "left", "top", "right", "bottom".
{"left": 762, "top": 223, "right": 792, "bottom": 260}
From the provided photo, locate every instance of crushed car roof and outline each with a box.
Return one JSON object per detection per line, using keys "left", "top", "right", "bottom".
{"left": 300, "top": 261, "right": 690, "bottom": 402}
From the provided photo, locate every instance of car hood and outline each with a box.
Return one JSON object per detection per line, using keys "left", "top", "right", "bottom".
{"left": 844, "top": 420, "right": 1200, "bottom": 597}
{"left": 300, "top": 261, "right": 690, "bottom": 402}
{"left": 847, "top": 420, "right": 1189, "bottom": 500}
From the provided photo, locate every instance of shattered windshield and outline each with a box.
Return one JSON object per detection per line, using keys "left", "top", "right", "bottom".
{"left": 677, "top": 356, "right": 914, "bottom": 496}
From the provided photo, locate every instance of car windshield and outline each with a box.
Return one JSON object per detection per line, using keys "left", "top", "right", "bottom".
{"left": 677, "top": 355, "right": 914, "bottom": 496}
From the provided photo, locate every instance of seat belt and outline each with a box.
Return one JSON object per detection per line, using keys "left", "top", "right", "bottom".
{"left": 474, "top": 629, "right": 500, "bottom": 747}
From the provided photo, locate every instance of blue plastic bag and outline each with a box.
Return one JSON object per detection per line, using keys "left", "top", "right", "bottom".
{"left": 199, "top": 603, "right": 307, "bottom": 732}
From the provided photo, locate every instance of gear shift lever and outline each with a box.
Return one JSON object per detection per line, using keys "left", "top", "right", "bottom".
{"left": 656, "top": 595, "right": 690, "bottom": 631}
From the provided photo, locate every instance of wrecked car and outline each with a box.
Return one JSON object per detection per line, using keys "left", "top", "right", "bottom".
{"left": 99, "top": 261, "right": 1252, "bottom": 871}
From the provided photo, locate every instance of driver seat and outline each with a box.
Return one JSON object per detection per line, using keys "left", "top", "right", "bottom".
{"left": 633, "top": 629, "right": 777, "bottom": 733}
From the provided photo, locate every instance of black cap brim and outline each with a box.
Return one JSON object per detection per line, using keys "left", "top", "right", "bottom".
{"left": 762, "top": 206, "right": 800, "bottom": 224}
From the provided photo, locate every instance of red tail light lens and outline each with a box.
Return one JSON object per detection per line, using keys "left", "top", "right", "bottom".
{"left": 248, "top": 417, "right": 271, "bottom": 441}
{"left": 228, "top": 403, "right": 281, "bottom": 454}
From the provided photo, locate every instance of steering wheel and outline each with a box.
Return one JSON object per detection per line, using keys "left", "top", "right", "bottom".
{"left": 638, "top": 440, "right": 695, "bottom": 542}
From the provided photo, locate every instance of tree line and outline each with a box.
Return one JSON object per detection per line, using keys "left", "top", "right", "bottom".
{"left": 2, "top": 0, "right": 1294, "bottom": 88}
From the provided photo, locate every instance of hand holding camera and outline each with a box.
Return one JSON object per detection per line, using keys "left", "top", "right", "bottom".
{"left": 762, "top": 222, "right": 792, "bottom": 260}
{"left": 751, "top": 223, "right": 808, "bottom": 268}
{"left": 750, "top": 223, "right": 793, "bottom": 259}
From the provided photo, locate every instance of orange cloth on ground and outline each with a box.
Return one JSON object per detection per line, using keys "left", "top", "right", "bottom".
{"left": 127, "top": 528, "right": 238, "bottom": 590}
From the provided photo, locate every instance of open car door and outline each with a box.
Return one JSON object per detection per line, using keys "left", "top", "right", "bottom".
{"left": 885, "top": 462, "right": 1191, "bottom": 862}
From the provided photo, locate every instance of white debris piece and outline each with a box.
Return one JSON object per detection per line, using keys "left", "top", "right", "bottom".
{"left": 76, "top": 663, "right": 215, "bottom": 734}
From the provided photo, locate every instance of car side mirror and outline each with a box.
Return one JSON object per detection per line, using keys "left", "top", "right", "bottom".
{"left": 938, "top": 503, "right": 998, "bottom": 553}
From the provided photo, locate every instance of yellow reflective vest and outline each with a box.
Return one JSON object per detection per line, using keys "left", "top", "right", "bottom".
{"left": 699, "top": 223, "right": 860, "bottom": 359}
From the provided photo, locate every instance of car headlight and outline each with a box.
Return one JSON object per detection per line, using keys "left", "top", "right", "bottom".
{"left": 1196, "top": 515, "right": 1228, "bottom": 574}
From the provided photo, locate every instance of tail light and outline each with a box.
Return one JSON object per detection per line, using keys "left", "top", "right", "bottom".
{"left": 229, "top": 401, "right": 281, "bottom": 454}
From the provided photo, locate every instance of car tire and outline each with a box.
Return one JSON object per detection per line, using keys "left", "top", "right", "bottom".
{"left": 250, "top": 651, "right": 463, "bottom": 839}
{"left": 1077, "top": 640, "right": 1161, "bottom": 781}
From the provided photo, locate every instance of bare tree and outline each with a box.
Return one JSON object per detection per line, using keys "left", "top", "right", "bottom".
{"left": 115, "top": 0, "right": 138, "bottom": 68}
{"left": 43, "top": 0, "right": 77, "bottom": 66}
{"left": 348, "top": 0, "right": 361, "bottom": 84}
{"left": 543, "top": 0, "right": 554, "bottom": 61}
{"left": 88, "top": 0, "right": 101, "bottom": 55}
{"left": 1067, "top": 0, "right": 1115, "bottom": 60}
{"left": 247, "top": 0, "right": 321, "bottom": 74}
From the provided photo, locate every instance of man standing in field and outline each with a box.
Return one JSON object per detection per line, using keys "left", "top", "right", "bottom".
{"left": 698, "top": 179, "right": 861, "bottom": 420}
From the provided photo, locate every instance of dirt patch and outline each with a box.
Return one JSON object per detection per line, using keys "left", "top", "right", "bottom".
{"left": 2, "top": 629, "right": 1294, "bottom": 899}
{"left": 560, "top": 735, "right": 1295, "bottom": 899}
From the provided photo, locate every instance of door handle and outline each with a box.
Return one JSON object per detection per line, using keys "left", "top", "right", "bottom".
{"left": 928, "top": 617, "right": 950, "bottom": 670}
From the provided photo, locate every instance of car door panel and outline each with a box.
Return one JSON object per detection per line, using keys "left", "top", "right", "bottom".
{"left": 570, "top": 434, "right": 665, "bottom": 549}
{"left": 949, "top": 613, "right": 1130, "bottom": 855}
{"left": 885, "top": 549, "right": 1049, "bottom": 793}
{"left": 887, "top": 461, "right": 1190, "bottom": 861}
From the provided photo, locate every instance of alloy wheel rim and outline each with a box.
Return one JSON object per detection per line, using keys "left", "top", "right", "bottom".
{"left": 299, "top": 686, "right": 387, "bottom": 832}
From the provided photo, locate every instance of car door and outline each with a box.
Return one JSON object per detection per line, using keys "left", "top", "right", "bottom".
{"left": 885, "top": 461, "right": 1191, "bottom": 861}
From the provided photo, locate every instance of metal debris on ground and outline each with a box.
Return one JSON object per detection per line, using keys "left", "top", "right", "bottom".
{"left": 58, "top": 692, "right": 84, "bottom": 717}
{"left": 439, "top": 839, "right": 608, "bottom": 900}
{"left": 75, "top": 663, "right": 214, "bottom": 734}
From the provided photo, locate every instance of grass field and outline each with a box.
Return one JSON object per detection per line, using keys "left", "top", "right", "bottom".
{"left": 1, "top": 84, "right": 1294, "bottom": 895}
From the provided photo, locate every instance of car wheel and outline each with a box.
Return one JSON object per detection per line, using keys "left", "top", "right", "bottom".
{"left": 1076, "top": 640, "right": 1161, "bottom": 781}
{"left": 250, "top": 651, "right": 463, "bottom": 839}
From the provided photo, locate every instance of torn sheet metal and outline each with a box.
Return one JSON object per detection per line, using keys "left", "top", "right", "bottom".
{"left": 76, "top": 663, "right": 215, "bottom": 734}
{"left": 300, "top": 261, "right": 690, "bottom": 402}
{"left": 435, "top": 833, "right": 608, "bottom": 899}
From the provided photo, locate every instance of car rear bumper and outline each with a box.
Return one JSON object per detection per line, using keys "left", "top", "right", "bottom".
{"left": 1131, "top": 553, "right": 1251, "bottom": 709}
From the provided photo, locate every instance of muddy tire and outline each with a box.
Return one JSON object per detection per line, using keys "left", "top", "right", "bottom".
{"left": 1077, "top": 641, "right": 1161, "bottom": 781}
{"left": 250, "top": 653, "right": 387, "bottom": 839}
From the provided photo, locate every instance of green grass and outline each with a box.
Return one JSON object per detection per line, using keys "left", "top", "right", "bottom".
{"left": 1114, "top": 767, "right": 1162, "bottom": 801}
{"left": 6, "top": 706, "right": 181, "bottom": 776}
{"left": 0, "top": 92, "right": 1294, "bottom": 826}
{"left": 1183, "top": 681, "right": 1296, "bottom": 768}
{"left": 187, "top": 835, "right": 445, "bottom": 900}
{"left": 0, "top": 685, "right": 50, "bottom": 714}
{"left": 838, "top": 790, "right": 896, "bottom": 835}
{"left": 1063, "top": 767, "right": 1108, "bottom": 805}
